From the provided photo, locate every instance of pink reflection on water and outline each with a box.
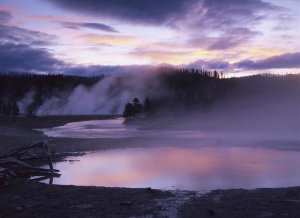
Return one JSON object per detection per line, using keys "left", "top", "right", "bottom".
{"left": 52, "top": 146, "right": 300, "bottom": 191}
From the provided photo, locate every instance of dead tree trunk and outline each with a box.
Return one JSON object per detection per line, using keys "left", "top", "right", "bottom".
{"left": 0, "top": 141, "right": 61, "bottom": 186}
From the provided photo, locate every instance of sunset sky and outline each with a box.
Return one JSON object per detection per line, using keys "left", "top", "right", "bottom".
{"left": 0, "top": 0, "right": 299, "bottom": 76}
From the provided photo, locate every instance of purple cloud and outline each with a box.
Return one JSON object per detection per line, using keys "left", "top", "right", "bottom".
{"left": 0, "top": 10, "right": 12, "bottom": 23}
{"left": 0, "top": 10, "right": 55, "bottom": 46}
{"left": 0, "top": 43, "right": 64, "bottom": 72}
{"left": 0, "top": 10, "right": 62, "bottom": 73}
{"left": 0, "top": 42, "right": 156, "bottom": 75}
{"left": 62, "top": 22, "right": 118, "bottom": 33}
{"left": 189, "top": 59, "right": 229, "bottom": 70}
{"left": 195, "top": 0, "right": 276, "bottom": 30}
{"left": 208, "top": 28, "right": 260, "bottom": 50}
{"left": 64, "top": 65, "right": 156, "bottom": 76}
{"left": 236, "top": 52, "right": 300, "bottom": 69}
{"left": 48, "top": 0, "right": 277, "bottom": 28}
{"left": 48, "top": 0, "right": 197, "bottom": 25}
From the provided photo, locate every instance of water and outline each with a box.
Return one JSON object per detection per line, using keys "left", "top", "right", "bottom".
{"left": 39, "top": 118, "right": 208, "bottom": 139}
{"left": 40, "top": 118, "right": 300, "bottom": 191}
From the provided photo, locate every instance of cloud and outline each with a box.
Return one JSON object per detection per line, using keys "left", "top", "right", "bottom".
{"left": 63, "top": 65, "right": 156, "bottom": 76}
{"left": 0, "top": 24, "right": 55, "bottom": 46}
{"left": 188, "top": 27, "right": 260, "bottom": 50}
{"left": 183, "top": 0, "right": 276, "bottom": 50}
{"left": 0, "top": 41, "right": 159, "bottom": 75}
{"left": 0, "top": 43, "right": 64, "bottom": 72}
{"left": 191, "top": 0, "right": 276, "bottom": 30}
{"left": 79, "top": 34, "right": 143, "bottom": 47}
{"left": 48, "top": 0, "right": 278, "bottom": 29}
{"left": 208, "top": 28, "right": 260, "bottom": 50}
{"left": 0, "top": 9, "right": 62, "bottom": 73}
{"left": 236, "top": 52, "right": 300, "bottom": 69}
{"left": 0, "top": 17, "right": 154, "bottom": 75}
{"left": 47, "top": 0, "right": 279, "bottom": 52}
{"left": 0, "top": 9, "right": 12, "bottom": 23}
{"left": 188, "top": 59, "right": 230, "bottom": 70}
{"left": 0, "top": 10, "right": 56, "bottom": 46}
{"left": 0, "top": 11, "right": 153, "bottom": 75}
{"left": 62, "top": 22, "right": 118, "bottom": 33}
{"left": 48, "top": 0, "right": 197, "bottom": 25}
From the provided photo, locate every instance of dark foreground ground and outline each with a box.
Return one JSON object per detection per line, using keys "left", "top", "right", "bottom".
{"left": 1, "top": 181, "right": 300, "bottom": 218}
{"left": 1, "top": 116, "right": 300, "bottom": 217}
{"left": 178, "top": 187, "right": 300, "bottom": 218}
{"left": 0, "top": 180, "right": 172, "bottom": 218}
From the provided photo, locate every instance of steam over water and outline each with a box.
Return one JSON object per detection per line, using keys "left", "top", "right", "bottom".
{"left": 40, "top": 118, "right": 208, "bottom": 139}
{"left": 40, "top": 118, "right": 300, "bottom": 191}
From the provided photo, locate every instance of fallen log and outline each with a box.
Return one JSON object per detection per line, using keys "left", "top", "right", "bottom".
{"left": 0, "top": 141, "right": 60, "bottom": 186}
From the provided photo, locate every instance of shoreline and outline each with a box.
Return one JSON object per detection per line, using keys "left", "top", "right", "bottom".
{"left": 1, "top": 180, "right": 299, "bottom": 218}
{"left": 1, "top": 116, "right": 300, "bottom": 217}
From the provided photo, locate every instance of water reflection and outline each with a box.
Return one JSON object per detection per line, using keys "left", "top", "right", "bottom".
{"left": 51, "top": 146, "right": 300, "bottom": 191}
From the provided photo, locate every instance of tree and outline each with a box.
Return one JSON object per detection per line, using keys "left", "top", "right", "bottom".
{"left": 123, "top": 98, "right": 143, "bottom": 118}
{"left": 132, "top": 98, "right": 142, "bottom": 114}
{"left": 213, "top": 70, "right": 219, "bottom": 79}
{"left": 123, "top": 103, "right": 133, "bottom": 118}
{"left": 143, "top": 97, "right": 152, "bottom": 114}
{"left": 0, "top": 100, "right": 5, "bottom": 116}
{"left": 12, "top": 101, "right": 19, "bottom": 116}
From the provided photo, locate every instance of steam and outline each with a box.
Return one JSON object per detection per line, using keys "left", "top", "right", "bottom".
{"left": 17, "top": 89, "right": 36, "bottom": 115}
{"left": 16, "top": 71, "right": 300, "bottom": 140}
{"left": 36, "top": 73, "right": 167, "bottom": 115}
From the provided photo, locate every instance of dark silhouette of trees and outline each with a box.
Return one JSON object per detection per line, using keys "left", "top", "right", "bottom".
{"left": 1, "top": 69, "right": 300, "bottom": 119}
{"left": 12, "top": 101, "right": 19, "bottom": 116}
{"left": 132, "top": 98, "right": 142, "bottom": 115}
{"left": 123, "top": 103, "right": 134, "bottom": 118}
{"left": 0, "top": 73, "right": 105, "bottom": 116}
{"left": 122, "top": 69, "right": 300, "bottom": 121}
{"left": 143, "top": 97, "right": 152, "bottom": 114}
{"left": 123, "top": 98, "right": 143, "bottom": 119}
{"left": 0, "top": 100, "right": 19, "bottom": 118}
{"left": 0, "top": 100, "right": 5, "bottom": 117}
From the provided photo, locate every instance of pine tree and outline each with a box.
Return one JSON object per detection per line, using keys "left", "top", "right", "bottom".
{"left": 123, "top": 103, "right": 134, "bottom": 118}
{"left": 132, "top": 98, "right": 142, "bottom": 114}
{"left": 143, "top": 97, "right": 152, "bottom": 114}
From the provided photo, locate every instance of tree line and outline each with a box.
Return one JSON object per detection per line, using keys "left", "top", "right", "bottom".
{"left": 122, "top": 68, "right": 300, "bottom": 120}
{"left": 123, "top": 97, "right": 153, "bottom": 118}
{"left": 0, "top": 100, "right": 19, "bottom": 118}
{"left": 0, "top": 73, "right": 105, "bottom": 116}
{"left": 1, "top": 69, "right": 299, "bottom": 119}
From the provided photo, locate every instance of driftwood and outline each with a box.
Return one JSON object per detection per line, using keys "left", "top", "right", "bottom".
{"left": 0, "top": 141, "right": 60, "bottom": 186}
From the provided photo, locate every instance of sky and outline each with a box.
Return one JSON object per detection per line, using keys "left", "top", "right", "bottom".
{"left": 0, "top": 0, "right": 299, "bottom": 76}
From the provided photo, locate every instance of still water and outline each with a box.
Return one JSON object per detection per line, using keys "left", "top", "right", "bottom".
{"left": 40, "top": 118, "right": 300, "bottom": 191}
